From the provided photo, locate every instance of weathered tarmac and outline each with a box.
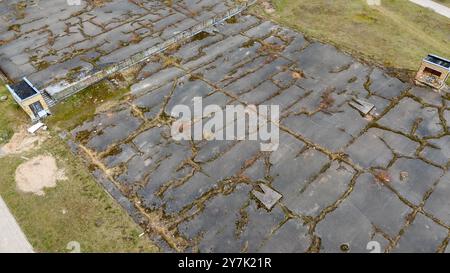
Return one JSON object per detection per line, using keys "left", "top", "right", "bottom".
{"left": 69, "top": 12, "right": 450, "bottom": 252}
{"left": 2, "top": 1, "right": 450, "bottom": 253}
{"left": 0, "top": 0, "right": 237, "bottom": 87}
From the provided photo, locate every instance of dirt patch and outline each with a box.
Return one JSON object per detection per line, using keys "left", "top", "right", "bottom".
{"left": 262, "top": 1, "right": 275, "bottom": 14}
{"left": 15, "top": 155, "right": 67, "bottom": 196}
{"left": 95, "top": 100, "right": 117, "bottom": 114}
{"left": 0, "top": 128, "right": 47, "bottom": 156}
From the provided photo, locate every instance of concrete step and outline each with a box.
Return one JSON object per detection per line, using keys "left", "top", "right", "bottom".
{"left": 41, "top": 92, "right": 56, "bottom": 108}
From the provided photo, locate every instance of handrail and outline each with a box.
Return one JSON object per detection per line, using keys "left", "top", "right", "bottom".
{"left": 47, "top": 0, "right": 257, "bottom": 102}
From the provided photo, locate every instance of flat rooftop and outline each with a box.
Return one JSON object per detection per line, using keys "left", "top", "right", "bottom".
{"left": 9, "top": 79, "right": 37, "bottom": 100}
{"left": 425, "top": 54, "right": 450, "bottom": 70}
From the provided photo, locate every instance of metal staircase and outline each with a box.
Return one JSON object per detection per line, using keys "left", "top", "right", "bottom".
{"left": 41, "top": 91, "right": 56, "bottom": 108}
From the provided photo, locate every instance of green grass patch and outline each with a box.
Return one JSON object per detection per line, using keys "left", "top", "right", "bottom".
{"left": 1, "top": 80, "right": 157, "bottom": 252}
{"left": 254, "top": 0, "right": 450, "bottom": 73}
{"left": 0, "top": 83, "right": 28, "bottom": 144}
{"left": 0, "top": 135, "right": 158, "bottom": 253}
{"left": 47, "top": 81, "right": 130, "bottom": 131}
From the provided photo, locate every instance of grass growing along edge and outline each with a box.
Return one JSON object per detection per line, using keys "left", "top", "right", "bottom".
{"left": 253, "top": 0, "right": 450, "bottom": 78}
{"left": 0, "top": 80, "right": 158, "bottom": 252}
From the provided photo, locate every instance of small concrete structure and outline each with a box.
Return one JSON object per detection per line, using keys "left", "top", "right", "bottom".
{"left": 415, "top": 54, "right": 450, "bottom": 91}
{"left": 252, "top": 184, "right": 283, "bottom": 210}
{"left": 349, "top": 98, "right": 375, "bottom": 116}
{"left": 6, "top": 78, "right": 51, "bottom": 121}
{"left": 27, "top": 122, "right": 45, "bottom": 134}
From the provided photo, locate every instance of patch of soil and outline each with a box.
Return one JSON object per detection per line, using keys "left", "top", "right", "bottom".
{"left": 262, "top": 1, "right": 276, "bottom": 14}
{"left": 15, "top": 155, "right": 67, "bottom": 196}
{"left": 367, "top": 0, "right": 381, "bottom": 6}
{"left": 95, "top": 100, "right": 117, "bottom": 114}
{"left": 292, "top": 71, "right": 304, "bottom": 79}
{"left": 0, "top": 128, "right": 47, "bottom": 156}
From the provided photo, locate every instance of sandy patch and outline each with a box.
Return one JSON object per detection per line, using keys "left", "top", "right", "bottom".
{"left": 95, "top": 100, "right": 117, "bottom": 114}
{"left": 0, "top": 128, "right": 47, "bottom": 156}
{"left": 15, "top": 155, "right": 67, "bottom": 196}
{"left": 262, "top": 1, "right": 276, "bottom": 13}
{"left": 367, "top": 0, "right": 381, "bottom": 6}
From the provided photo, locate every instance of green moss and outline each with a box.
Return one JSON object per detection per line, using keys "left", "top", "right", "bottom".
{"left": 189, "top": 73, "right": 203, "bottom": 81}
{"left": 66, "top": 66, "right": 83, "bottom": 82}
{"left": 242, "top": 39, "right": 258, "bottom": 48}
{"left": 225, "top": 16, "right": 238, "bottom": 24}
{"left": 47, "top": 81, "right": 130, "bottom": 131}
{"left": 192, "top": 31, "right": 210, "bottom": 41}
{"left": 30, "top": 55, "right": 39, "bottom": 62}
{"left": 102, "top": 145, "right": 123, "bottom": 158}
{"left": 8, "top": 24, "right": 21, "bottom": 32}
{"left": 36, "top": 60, "right": 50, "bottom": 70}
{"left": 0, "top": 126, "right": 14, "bottom": 145}
{"left": 74, "top": 130, "right": 92, "bottom": 144}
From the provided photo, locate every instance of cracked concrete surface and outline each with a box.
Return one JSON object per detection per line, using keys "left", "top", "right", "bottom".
{"left": 67, "top": 12, "right": 450, "bottom": 253}
{"left": 3, "top": 1, "right": 449, "bottom": 253}
{"left": 0, "top": 0, "right": 238, "bottom": 88}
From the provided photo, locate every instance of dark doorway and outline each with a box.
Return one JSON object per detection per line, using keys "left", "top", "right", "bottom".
{"left": 29, "top": 101, "right": 44, "bottom": 118}
{"left": 423, "top": 67, "right": 442, "bottom": 77}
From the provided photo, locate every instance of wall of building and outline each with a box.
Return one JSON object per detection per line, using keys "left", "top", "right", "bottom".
{"left": 19, "top": 94, "right": 49, "bottom": 120}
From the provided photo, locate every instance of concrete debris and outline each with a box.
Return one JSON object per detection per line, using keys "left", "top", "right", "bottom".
{"left": 349, "top": 98, "right": 375, "bottom": 115}
{"left": 0, "top": 95, "right": 7, "bottom": 102}
{"left": 204, "top": 27, "right": 219, "bottom": 35}
{"left": 400, "top": 171, "right": 409, "bottom": 182}
{"left": 252, "top": 183, "right": 282, "bottom": 210}
{"left": 27, "top": 122, "right": 44, "bottom": 134}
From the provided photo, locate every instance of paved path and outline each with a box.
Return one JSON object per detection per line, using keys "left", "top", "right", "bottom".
{"left": 0, "top": 196, "right": 34, "bottom": 253}
{"left": 70, "top": 13, "right": 450, "bottom": 252}
{"left": 409, "top": 0, "right": 450, "bottom": 18}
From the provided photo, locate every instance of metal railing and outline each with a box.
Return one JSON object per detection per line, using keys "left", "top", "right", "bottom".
{"left": 49, "top": 0, "right": 257, "bottom": 102}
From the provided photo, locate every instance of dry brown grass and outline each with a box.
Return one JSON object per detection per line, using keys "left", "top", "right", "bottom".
{"left": 253, "top": 0, "right": 450, "bottom": 73}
